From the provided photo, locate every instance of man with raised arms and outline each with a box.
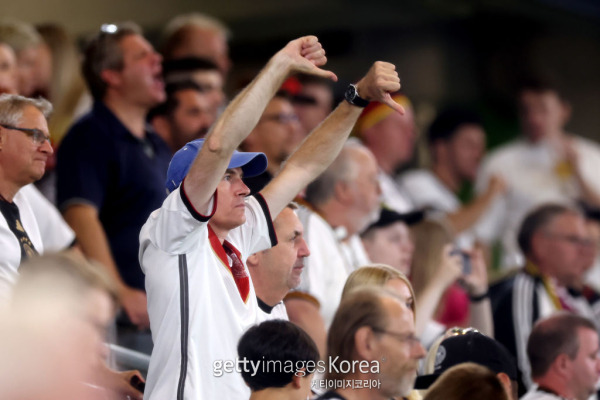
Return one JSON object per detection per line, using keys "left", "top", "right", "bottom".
{"left": 139, "top": 35, "right": 403, "bottom": 400}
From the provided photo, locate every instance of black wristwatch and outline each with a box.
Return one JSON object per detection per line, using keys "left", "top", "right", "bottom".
{"left": 344, "top": 84, "right": 369, "bottom": 108}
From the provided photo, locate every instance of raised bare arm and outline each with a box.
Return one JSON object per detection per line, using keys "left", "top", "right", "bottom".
{"left": 262, "top": 61, "right": 404, "bottom": 217}
{"left": 183, "top": 36, "right": 337, "bottom": 214}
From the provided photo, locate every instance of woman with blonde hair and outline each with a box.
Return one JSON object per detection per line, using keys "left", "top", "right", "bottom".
{"left": 342, "top": 264, "right": 421, "bottom": 400}
{"left": 343, "top": 263, "right": 416, "bottom": 312}
{"left": 410, "top": 218, "right": 493, "bottom": 340}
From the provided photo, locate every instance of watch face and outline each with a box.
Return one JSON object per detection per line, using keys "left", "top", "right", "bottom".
{"left": 345, "top": 85, "right": 356, "bottom": 101}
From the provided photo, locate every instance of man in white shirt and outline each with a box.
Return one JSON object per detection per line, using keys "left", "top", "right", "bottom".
{"left": 399, "top": 108, "right": 505, "bottom": 248}
{"left": 355, "top": 94, "right": 415, "bottom": 213}
{"left": 0, "top": 94, "right": 74, "bottom": 302}
{"left": 522, "top": 313, "right": 600, "bottom": 400}
{"left": 293, "top": 140, "right": 380, "bottom": 327}
{"left": 476, "top": 77, "right": 600, "bottom": 268}
{"left": 247, "top": 203, "right": 309, "bottom": 322}
{"left": 139, "top": 35, "right": 405, "bottom": 400}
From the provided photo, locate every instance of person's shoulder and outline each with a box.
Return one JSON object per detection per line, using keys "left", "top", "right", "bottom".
{"left": 572, "top": 135, "right": 600, "bottom": 155}
{"left": 17, "top": 184, "right": 37, "bottom": 199}
{"left": 399, "top": 169, "right": 435, "bottom": 186}
{"left": 485, "top": 139, "right": 526, "bottom": 163}
{"left": 521, "top": 389, "right": 561, "bottom": 400}
{"left": 15, "top": 185, "right": 52, "bottom": 213}
{"left": 490, "top": 269, "right": 522, "bottom": 297}
{"left": 12, "top": 187, "right": 34, "bottom": 209}
{"left": 62, "top": 103, "right": 117, "bottom": 142}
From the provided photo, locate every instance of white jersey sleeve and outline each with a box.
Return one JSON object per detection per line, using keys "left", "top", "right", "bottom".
{"left": 139, "top": 182, "right": 217, "bottom": 258}
{"left": 19, "top": 184, "right": 75, "bottom": 252}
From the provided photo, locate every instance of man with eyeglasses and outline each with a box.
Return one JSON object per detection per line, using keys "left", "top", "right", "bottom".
{"left": 56, "top": 22, "right": 171, "bottom": 353}
{"left": 490, "top": 203, "right": 598, "bottom": 396}
{"left": 0, "top": 94, "right": 56, "bottom": 301}
{"left": 240, "top": 92, "right": 303, "bottom": 193}
{"left": 316, "top": 287, "right": 425, "bottom": 399}
{"left": 475, "top": 76, "right": 600, "bottom": 271}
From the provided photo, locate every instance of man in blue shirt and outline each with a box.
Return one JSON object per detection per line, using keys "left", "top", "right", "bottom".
{"left": 56, "top": 22, "right": 170, "bottom": 353}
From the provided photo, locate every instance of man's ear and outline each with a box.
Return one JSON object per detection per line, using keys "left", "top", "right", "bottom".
{"left": 559, "top": 100, "right": 572, "bottom": 127}
{"left": 247, "top": 253, "right": 260, "bottom": 268}
{"left": 151, "top": 116, "right": 171, "bottom": 138}
{"left": 354, "top": 326, "right": 378, "bottom": 361}
{"left": 431, "top": 140, "right": 446, "bottom": 165}
{"left": 334, "top": 180, "right": 352, "bottom": 205}
{"left": 290, "top": 369, "right": 307, "bottom": 389}
{"left": 496, "top": 372, "right": 513, "bottom": 398}
{"left": 554, "top": 353, "right": 572, "bottom": 378}
{"left": 530, "top": 232, "right": 545, "bottom": 265}
{"left": 100, "top": 68, "right": 122, "bottom": 89}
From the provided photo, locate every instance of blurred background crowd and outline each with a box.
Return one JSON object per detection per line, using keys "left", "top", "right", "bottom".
{"left": 1, "top": 1, "right": 600, "bottom": 399}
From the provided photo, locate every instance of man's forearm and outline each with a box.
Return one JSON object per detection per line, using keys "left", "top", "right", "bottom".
{"left": 264, "top": 61, "right": 403, "bottom": 216}
{"left": 262, "top": 102, "right": 362, "bottom": 217}
{"left": 206, "top": 56, "right": 293, "bottom": 153}
{"left": 62, "top": 205, "right": 126, "bottom": 290}
{"left": 447, "top": 190, "right": 498, "bottom": 233}
{"left": 184, "top": 36, "right": 334, "bottom": 211}
{"left": 288, "top": 102, "right": 361, "bottom": 183}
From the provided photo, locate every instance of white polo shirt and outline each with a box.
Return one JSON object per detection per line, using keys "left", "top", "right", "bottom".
{"left": 20, "top": 184, "right": 75, "bottom": 252}
{"left": 296, "top": 207, "right": 370, "bottom": 327}
{"left": 0, "top": 184, "right": 74, "bottom": 304}
{"left": 399, "top": 169, "right": 476, "bottom": 249}
{"left": 140, "top": 184, "right": 277, "bottom": 400}
{"left": 379, "top": 171, "right": 414, "bottom": 213}
{"left": 0, "top": 188, "right": 43, "bottom": 303}
{"left": 475, "top": 136, "right": 600, "bottom": 268}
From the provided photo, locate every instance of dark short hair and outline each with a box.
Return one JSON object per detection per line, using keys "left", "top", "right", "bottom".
{"left": 292, "top": 73, "right": 335, "bottom": 109}
{"left": 163, "top": 56, "right": 219, "bottom": 79}
{"left": 527, "top": 313, "right": 596, "bottom": 378}
{"left": 517, "top": 203, "right": 577, "bottom": 257}
{"left": 516, "top": 74, "right": 565, "bottom": 100}
{"left": 148, "top": 80, "right": 203, "bottom": 120}
{"left": 82, "top": 22, "right": 141, "bottom": 100}
{"left": 427, "top": 108, "right": 483, "bottom": 145}
{"left": 237, "top": 320, "right": 319, "bottom": 391}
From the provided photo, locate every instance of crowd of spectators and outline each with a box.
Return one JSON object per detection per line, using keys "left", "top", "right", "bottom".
{"left": 1, "top": 11, "right": 600, "bottom": 400}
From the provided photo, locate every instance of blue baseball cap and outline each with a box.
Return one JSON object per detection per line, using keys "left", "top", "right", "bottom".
{"left": 165, "top": 139, "right": 268, "bottom": 193}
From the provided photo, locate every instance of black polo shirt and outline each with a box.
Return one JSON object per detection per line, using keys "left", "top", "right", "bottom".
{"left": 57, "top": 101, "right": 171, "bottom": 290}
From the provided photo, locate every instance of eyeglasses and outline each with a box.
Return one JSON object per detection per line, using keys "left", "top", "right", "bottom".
{"left": 544, "top": 232, "right": 595, "bottom": 248}
{"left": 372, "top": 328, "right": 422, "bottom": 347}
{"left": 0, "top": 124, "right": 50, "bottom": 146}
{"left": 260, "top": 113, "right": 299, "bottom": 124}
